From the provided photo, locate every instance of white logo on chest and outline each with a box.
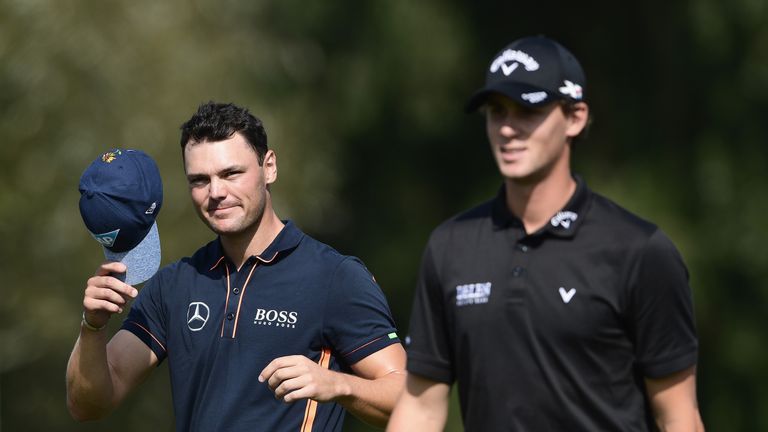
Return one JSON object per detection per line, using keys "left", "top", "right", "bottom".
{"left": 187, "top": 302, "right": 210, "bottom": 331}
{"left": 558, "top": 287, "right": 577, "bottom": 303}
{"left": 254, "top": 308, "right": 299, "bottom": 328}
{"left": 456, "top": 282, "right": 492, "bottom": 306}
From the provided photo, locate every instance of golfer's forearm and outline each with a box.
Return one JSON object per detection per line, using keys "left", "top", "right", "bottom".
{"left": 66, "top": 328, "right": 117, "bottom": 421}
{"left": 387, "top": 393, "right": 449, "bottom": 431}
{"left": 386, "top": 374, "right": 450, "bottom": 431}
{"left": 335, "top": 371, "right": 406, "bottom": 427}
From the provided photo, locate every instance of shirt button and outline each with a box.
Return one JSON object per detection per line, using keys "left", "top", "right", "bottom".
{"left": 226, "top": 313, "right": 234, "bottom": 320}
{"left": 516, "top": 244, "right": 529, "bottom": 252}
{"left": 512, "top": 266, "right": 524, "bottom": 277}
{"left": 233, "top": 287, "right": 240, "bottom": 295}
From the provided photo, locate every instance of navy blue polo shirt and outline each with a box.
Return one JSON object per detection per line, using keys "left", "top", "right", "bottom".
{"left": 121, "top": 221, "right": 400, "bottom": 432}
{"left": 405, "top": 177, "right": 698, "bottom": 431}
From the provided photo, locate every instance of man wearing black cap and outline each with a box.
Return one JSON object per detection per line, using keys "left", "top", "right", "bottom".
{"left": 388, "top": 36, "right": 704, "bottom": 431}
{"left": 66, "top": 102, "right": 406, "bottom": 431}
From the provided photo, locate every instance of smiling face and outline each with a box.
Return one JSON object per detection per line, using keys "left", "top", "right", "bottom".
{"left": 483, "top": 94, "right": 587, "bottom": 184}
{"left": 184, "top": 132, "right": 277, "bottom": 240}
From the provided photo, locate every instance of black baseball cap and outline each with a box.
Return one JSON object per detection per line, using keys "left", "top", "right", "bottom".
{"left": 466, "top": 36, "right": 586, "bottom": 111}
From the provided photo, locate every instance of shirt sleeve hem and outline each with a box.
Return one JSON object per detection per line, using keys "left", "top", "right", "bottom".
{"left": 121, "top": 320, "right": 167, "bottom": 363}
{"left": 641, "top": 347, "right": 698, "bottom": 378}
{"left": 406, "top": 355, "right": 454, "bottom": 384}
{"left": 342, "top": 333, "right": 401, "bottom": 365}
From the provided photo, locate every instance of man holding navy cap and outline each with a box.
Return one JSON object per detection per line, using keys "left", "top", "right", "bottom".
{"left": 388, "top": 36, "right": 704, "bottom": 430}
{"left": 66, "top": 102, "right": 406, "bottom": 431}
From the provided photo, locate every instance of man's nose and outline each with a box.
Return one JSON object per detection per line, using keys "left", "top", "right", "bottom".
{"left": 209, "top": 177, "right": 227, "bottom": 199}
{"left": 499, "top": 120, "right": 519, "bottom": 137}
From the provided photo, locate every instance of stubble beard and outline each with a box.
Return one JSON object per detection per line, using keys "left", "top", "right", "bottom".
{"left": 201, "top": 189, "right": 268, "bottom": 239}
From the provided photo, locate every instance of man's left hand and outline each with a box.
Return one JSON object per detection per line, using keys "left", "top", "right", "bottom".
{"left": 259, "top": 355, "right": 350, "bottom": 403}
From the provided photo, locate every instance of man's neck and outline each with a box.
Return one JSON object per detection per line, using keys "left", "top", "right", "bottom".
{"left": 505, "top": 169, "right": 577, "bottom": 234}
{"left": 220, "top": 209, "right": 285, "bottom": 271}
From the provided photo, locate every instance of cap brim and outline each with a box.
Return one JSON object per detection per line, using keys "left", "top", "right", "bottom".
{"left": 103, "top": 222, "right": 161, "bottom": 285}
{"left": 465, "top": 83, "right": 561, "bottom": 112}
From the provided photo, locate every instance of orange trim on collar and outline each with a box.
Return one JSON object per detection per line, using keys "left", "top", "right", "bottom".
{"left": 256, "top": 251, "right": 279, "bottom": 264}
{"left": 209, "top": 256, "right": 226, "bottom": 271}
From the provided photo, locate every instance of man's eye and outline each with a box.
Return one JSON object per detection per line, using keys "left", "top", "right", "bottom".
{"left": 512, "top": 105, "right": 547, "bottom": 118}
{"left": 485, "top": 103, "right": 505, "bottom": 117}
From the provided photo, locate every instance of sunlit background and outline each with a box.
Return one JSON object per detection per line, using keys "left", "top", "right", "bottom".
{"left": 1, "top": 0, "right": 767, "bottom": 430}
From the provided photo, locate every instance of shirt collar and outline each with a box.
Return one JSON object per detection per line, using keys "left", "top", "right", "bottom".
{"left": 209, "top": 220, "right": 304, "bottom": 270}
{"left": 491, "top": 175, "right": 592, "bottom": 238}
{"left": 257, "top": 220, "right": 304, "bottom": 262}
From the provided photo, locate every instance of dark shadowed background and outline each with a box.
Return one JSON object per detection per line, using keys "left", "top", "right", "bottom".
{"left": 1, "top": 0, "right": 766, "bottom": 430}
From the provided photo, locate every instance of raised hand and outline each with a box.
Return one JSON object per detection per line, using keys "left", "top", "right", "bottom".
{"left": 82, "top": 261, "right": 138, "bottom": 329}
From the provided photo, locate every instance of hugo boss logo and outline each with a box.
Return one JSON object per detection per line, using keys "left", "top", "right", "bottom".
{"left": 253, "top": 308, "right": 299, "bottom": 328}
{"left": 456, "top": 282, "right": 492, "bottom": 307}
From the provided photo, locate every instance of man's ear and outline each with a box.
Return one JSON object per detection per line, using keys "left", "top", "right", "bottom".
{"left": 565, "top": 102, "right": 589, "bottom": 139}
{"left": 263, "top": 150, "right": 277, "bottom": 185}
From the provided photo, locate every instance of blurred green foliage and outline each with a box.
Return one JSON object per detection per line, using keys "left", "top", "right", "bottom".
{"left": 1, "top": 0, "right": 766, "bottom": 430}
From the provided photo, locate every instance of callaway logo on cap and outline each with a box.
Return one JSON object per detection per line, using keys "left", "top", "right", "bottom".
{"left": 466, "top": 35, "right": 586, "bottom": 111}
{"left": 78, "top": 148, "right": 163, "bottom": 285}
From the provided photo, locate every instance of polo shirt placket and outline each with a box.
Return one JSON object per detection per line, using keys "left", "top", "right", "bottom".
{"left": 215, "top": 252, "right": 279, "bottom": 339}
{"left": 220, "top": 258, "right": 252, "bottom": 338}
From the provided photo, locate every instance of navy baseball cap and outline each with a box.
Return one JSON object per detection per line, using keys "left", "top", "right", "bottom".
{"left": 78, "top": 149, "right": 163, "bottom": 285}
{"left": 466, "top": 35, "right": 586, "bottom": 111}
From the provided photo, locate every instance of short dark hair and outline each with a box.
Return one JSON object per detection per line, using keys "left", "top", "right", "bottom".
{"left": 180, "top": 102, "right": 268, "bottom": 164}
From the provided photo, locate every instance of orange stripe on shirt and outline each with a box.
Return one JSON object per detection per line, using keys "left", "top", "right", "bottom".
{"left": 300, "top": 348, "right": 332, "bottom": 432}
{"left": 231, "top": 262, "right": 258, "bottom": 338}
{"left": 343, "top": 335, "right": 384, "bottom": 358}
{"left": 129, "top": 321, "right": 167, "bottom": 353}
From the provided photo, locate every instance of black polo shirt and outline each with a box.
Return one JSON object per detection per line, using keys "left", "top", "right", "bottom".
{"left": 122, "top": 221, "right": 400, "bottom": 432}
{"left": 405, "top": 177, "right": 698, "bottom": 431}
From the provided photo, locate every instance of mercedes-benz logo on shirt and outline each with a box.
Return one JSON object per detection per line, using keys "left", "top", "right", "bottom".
{"left": 187, "top": 302, "right": 210, "bottom": 332}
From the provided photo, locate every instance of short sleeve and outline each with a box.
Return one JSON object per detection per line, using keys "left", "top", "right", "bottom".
{"left": 121, "top": 270, "right": 168, "bottom": 362}
{"left": 630, "top": 229, "right": 698, "bottom": 378}
{"left": 404, "top": 238, "right": 455, "bottom": 384}
{"left": 322, "top": 257, "right": 400, "bottom": 365}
